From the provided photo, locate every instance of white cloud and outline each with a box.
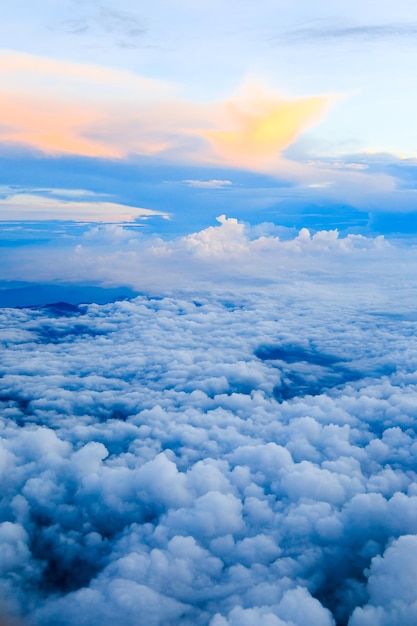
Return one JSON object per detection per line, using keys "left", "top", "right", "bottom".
{"left": 349, "top": 535, "right": 417, "bottom": 625}
{"left": 182, "top": 180, "right": 233, "bottom": 189}
{"left": 0, "top": 191, "right": 169, "bottom": 222}
{"left": 0, "top": 215, "right": 398, "bottom": 291}
{"left": 306, "top": 160, "right": 369, "bottom": 170}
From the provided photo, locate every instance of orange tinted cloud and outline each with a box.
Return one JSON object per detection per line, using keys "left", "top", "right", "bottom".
{"left": 0, "top": 51, "right": 332, "bottom": 169}
{"left": 0, "top": 50, "right": 170, "bottom": 102}
{"left": 0, "top": 50, "right": 173, "bottom": 158}
{"left": 0, "top": 93, "right": 119, "bottom": 158}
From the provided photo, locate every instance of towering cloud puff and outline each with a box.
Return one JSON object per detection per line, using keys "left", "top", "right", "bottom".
{"left": 349, "top": 535, "right": 417, "bottom": 625}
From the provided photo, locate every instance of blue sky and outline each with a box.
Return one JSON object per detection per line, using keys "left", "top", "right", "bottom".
{"left": 0, "top": 0, "right": 417, "bottom": 245}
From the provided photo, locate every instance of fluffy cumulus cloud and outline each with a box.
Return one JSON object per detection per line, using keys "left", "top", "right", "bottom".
{"left": 1, "top": 214, "right": 410, "bottom": 293}
{"left": 1, "top": 224, "right": 417, "bottom": 626}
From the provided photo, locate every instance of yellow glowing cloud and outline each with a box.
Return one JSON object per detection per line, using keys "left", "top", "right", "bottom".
{"left": 204, "top": 85, "right": 331, "bottom": 169}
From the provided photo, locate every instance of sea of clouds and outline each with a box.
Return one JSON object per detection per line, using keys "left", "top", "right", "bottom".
{"left": 2, "top": 217, "right": 417, "bottom": 625}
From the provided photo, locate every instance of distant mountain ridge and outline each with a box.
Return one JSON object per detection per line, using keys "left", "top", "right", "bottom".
{"left": 0, "top": 282, "right": 139, "bottom": 308}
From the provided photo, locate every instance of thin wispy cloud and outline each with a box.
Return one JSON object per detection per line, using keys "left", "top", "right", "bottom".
{"left": 283, "top": 20, "right": 417, "bottom": 43}
{"left": 53, "top": 3, "right": 146, "bottom": 48}
{"left": 182, "top": 180, "right": 233, "bottom": 189}
{"left": 0, "top": 190, "right": 169, "bottom": 222}
{"left": 306, "top": 160, "right": 368, "bottom": 171}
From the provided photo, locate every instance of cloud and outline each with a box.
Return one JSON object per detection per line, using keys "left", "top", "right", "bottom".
{"left": 203, "top": 82, "right": 332, "bottom": 171}
{"left": 182, "top": 180, "right": 233, "bottom": 189}
{"left": 0, "top": 215, "right": 400, "bottom": 291}
{"left": 0, "top": 51, "right": 333, "bottom": 173}
{"left": 56, "top": 4, "right": 146, "bottom": 48}
{"left": 0, "top": 190, "right": 169, "bottom": 222}
{"left": 2, "top": 237, "right": 417, "bottom": 625}
{"left": 349, "top": 535, "right": 417, "bottom": 625}
{"left": 0, "top": 50, "right": 173, "bottom": 158}
{"left": 0, "top": 50, "right": 403, "bottom": 205}
{"left": 283, "top": 20, "right": 417, "bottom": 43}
{"left": 306, "top": 160, "right": 369, "bottom": 171}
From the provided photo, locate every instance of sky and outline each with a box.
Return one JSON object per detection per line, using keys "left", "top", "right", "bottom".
{"left": 3, "top": 3, "right": 417, "bottom": 626}
{"left": 1, "top": 0, "right": 417, "bottom": 260}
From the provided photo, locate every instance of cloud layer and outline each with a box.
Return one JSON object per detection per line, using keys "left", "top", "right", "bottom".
{"left": 1, "top": 223, "right": 417, "bottom": 624}
{"left": 2, "top": 215, "right": 414, "bottom": 295}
